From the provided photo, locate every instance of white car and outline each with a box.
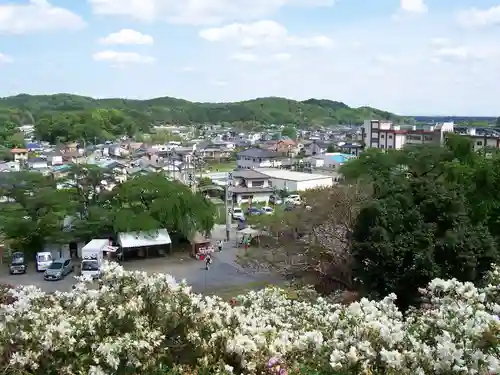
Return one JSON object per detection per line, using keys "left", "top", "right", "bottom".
{"left": 269, "top": 195, "right": 283, "bottom": 205}
{"left": 232, "top": 207, "right": 245, "bottom": 220}
{"left": 285, "top": 194, "right": 302, "bottom": 205}
{"left": 262, "top": 206, "right": 274, "bottom": 215}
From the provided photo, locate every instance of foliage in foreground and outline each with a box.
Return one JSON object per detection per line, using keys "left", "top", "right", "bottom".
{"left": 1, "top": 262, "right": 499, "bottom": 375}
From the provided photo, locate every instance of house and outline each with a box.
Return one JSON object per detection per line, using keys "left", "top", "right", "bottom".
{"left": 26, "top": 142, "right": 43, "bottom": 152}
{"left": 338, "top": 142, "right": 363, "bottom": 156}
{"left": 230, "top": 169, "right": 274, "bottom": 204}
{"left": 10, "top": 148, "right": 28, "bottom": 162}
{"left": 236, "top": 148, "right": 282, "bottom": 169}
{"left": 322, "top": 153, "right": 355, "bottom": 169}
{"left": 254, "top": 168, "right": 334, "bottom": 191}
{"left": 0, "top": 161, "right": 20, "bottom": 172}
{"left": 261, "top": 138, "right": 296, "bottom": 155}
{"left": 27, "top": 157, "right": 48, "bottom": 170}
{"left": 45, "top": 151, "right": 63, "bottom": 166}
{"left": 305, "top": 140, "right": 331, "bottom": 156}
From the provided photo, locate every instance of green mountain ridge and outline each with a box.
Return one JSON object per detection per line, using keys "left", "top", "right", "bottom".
{"left": 0, "top": 93, "right": 403, "bottom": 126}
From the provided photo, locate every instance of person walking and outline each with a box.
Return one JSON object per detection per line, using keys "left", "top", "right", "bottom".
{"left": 205, "top": 254, "right": 212, "bottom": 270}
{"left": 217, "top": 240, "right": 223, "bottom": 252}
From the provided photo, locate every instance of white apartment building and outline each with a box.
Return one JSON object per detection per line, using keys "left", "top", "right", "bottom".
{"left": 362, "top": 120, "right": 455, "bottom": 150}
{"left": 453, "top": 126, "right": 500, "bottom": 151}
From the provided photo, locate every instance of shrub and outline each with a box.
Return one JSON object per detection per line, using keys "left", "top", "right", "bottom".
{"left": 0, "top": 262, "right": 499, "bottom": 375}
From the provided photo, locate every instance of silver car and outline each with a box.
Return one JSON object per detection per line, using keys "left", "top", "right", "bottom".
{"left": 44, "top": 258, "right": 74, "bottom": 281}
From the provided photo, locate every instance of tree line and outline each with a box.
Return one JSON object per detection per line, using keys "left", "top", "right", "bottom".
{"left": 0, "top": 167, "right": 216, "bottom": 255}
{"left": 241, "top": 134, "right": 500, "bottom": 311}
{"left": 0, "top": 94, "right": 403, "bottom": 145}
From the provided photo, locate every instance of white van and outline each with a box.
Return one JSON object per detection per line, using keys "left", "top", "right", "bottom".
{"left": 80, "top": 239, "right": 108, "bottom": 279}
{"left": 35, "top": 251, "right": 53, "bottom": 272}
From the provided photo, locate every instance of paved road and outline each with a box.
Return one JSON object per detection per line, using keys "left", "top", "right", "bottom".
{"left": 0, "top": 225, "right": 278, "bottom": 294}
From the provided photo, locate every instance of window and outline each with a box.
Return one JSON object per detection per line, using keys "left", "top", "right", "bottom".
{"left": 477, "top": 141, "right": 483, "bottom": 146}
{"left": 388, "top": 145, "right": 393, "bottom": 149}
{"left": 388, "top": 135, "right": 393, "bottom": 139}
{"left": 381, "top": 134, "right": 385, "bottom": 138}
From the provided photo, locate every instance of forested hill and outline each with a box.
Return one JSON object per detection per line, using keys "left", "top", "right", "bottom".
{"left": 0, "top": 94, "right": 402, "bottom": 144}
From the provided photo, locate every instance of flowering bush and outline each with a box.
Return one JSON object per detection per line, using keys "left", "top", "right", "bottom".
{"left": 1, "top": 262, "right": 499, "bottom": 375}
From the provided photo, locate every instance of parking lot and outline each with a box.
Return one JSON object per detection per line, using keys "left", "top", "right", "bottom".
{"left": 0, "top": 225, "right": 279, "bottom": 295}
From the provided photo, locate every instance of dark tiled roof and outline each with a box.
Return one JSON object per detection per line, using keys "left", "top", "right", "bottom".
{"left": 237, "top": 148, "right": 279, "bottom": 158}
{"left": 231, "top": 170, "right": 270, "bottom": 179}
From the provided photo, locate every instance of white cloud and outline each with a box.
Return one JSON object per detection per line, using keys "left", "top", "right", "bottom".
{"left": 432, "top": 44, "right": 498, "bottom": 62}
{"left": 88, "top": 0, "right": 333, "bottom": 24}
{"left": 430, "top": 37, "right": 451, "bottom": 46}
{"left": 456, "top": 5, "right": 500, "bottom": 27}
{"left": 0, "top": 0, "right": 85, "bottom": 34}
{"left": 230, "top": 53, "right": 259, "bottom": 62}
{"left": 230, "top": 52, "right": 291, "bottom": 63}
{"left": 399, "top": 0, "right": 427, "bottom": 13}
{"left": 200, "top": 20, "right": 333, "bottom": 48}
{"left": 210, "top": 80, "right": 228, "bottom": 86}
{"left": 0, "top": 53, "right": 13, "bottom": 63}
{"left": 92, "top": 50, "right": 156, "bottom": 64}
{"left": 434, "top": 46, "right": 470, "bottom": 60}
{"left": 98, "top": 29, "right": 154, "bottom": 45}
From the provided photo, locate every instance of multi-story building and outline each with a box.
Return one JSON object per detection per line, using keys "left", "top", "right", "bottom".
{"left": 453, "top": 126, "right": 500, "bottom": 151}
{"left": 362, "top": 120, "right": 455, "bottom": 150}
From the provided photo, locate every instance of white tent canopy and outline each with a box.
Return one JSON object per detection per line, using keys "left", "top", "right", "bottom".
{"left": 238, "top": 227, "right": 259, "bottom": 235}
{"left": 118, "top": 229, "right": 172, "bottom": 248}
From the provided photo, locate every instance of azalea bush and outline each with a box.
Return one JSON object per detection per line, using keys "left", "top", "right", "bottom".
{"left": 1, "top": 262, "right": 499, "bottom": 375}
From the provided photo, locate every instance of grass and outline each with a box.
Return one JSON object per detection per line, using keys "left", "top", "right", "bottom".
{"left": 205, "top": 161, "right": 237, "bottom": 172}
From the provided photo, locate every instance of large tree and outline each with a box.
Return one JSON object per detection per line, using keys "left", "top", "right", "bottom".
{"left": 108, "top": 173, "right": 216, "bottom": 238}
{"left": 240, "top": 186, "right": 366, "bottom": 292}
{"left": 0, "top": 172, "right": 73, "bottom": 256}
{"left": 352, "top": 175, "right": 497, "bottom": 311}
{"left": 62, "top": 164, "right": 117, "bottom": 241}
{"left": 346, "top": 139, "right": 500, "bottom": 310}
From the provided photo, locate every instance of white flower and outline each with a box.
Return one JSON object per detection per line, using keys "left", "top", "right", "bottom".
{"left": 1, "top": 261, "right": 498, "bottom": 375}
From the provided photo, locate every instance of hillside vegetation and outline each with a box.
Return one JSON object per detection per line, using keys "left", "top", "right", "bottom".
{"left": 0, "top": 94, "right": 402, "bottom": 144}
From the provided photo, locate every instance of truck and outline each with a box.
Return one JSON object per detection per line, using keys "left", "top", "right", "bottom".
{"left": 9, "top": 252, "right": 27, "bottom": 275}
{"left": 80, "top": 239, "right": 108, "bottom": 279}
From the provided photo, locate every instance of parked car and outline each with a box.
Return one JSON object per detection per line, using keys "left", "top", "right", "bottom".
{"left": 44, "top": 258, "right": 74, "bottom": 281}
{"left": 8, "top": 252, "right": 27, "bottom": 275}
{"left": 262, "top": 206, "right": 274, "bottom": 215}
{"left": 35, "top": 251, "right": 53, "bottom": 272}
{"left": 232, "top": 207, "right": 245, "bottom": 220}
{"left": 269, "top": 195, "right": 283, "bottom": 205}
{"left": 285, "top": 194, "right": 302, "bottom": 205}
{"left": 247, "top": 207, "right": 264, "bottom": 216}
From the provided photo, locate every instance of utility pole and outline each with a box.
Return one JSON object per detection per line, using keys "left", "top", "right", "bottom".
{"left": 225, "top": 172, "right": 233, "bottom": 241}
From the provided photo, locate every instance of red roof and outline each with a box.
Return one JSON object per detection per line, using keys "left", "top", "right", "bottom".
{"left": 11, "top": 148, "right": 28, "bottom": 153}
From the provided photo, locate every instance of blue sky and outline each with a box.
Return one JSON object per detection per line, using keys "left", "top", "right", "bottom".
{"left": 0, "top": 0, "right": 499, "bottom": 115}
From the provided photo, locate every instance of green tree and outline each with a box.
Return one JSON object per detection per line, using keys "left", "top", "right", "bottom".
{"left": 326, "top": 144, "right": 338, "bottom": 153}
{"left": 0, "top": 172, "right": 73, "bottom": 256}
{"left": 352, "top": 175, "right": 498, "bottom": 311}
{"left": 108, "top": 173, "right": 216, "bottom": 237}
{"left": 0, "top": 94, "right": 404, "bottom": 144}
{"left": 62, "top": 164, "right": 116, "bottom": 241}
{"left": 346, "top": 140, "right": 500, "bottom": 310}
{"left": 197, "top": 177, "right": 213, "bottom": 188}
{"left": 281, "top": 126, "right": 297, "bottom": 139}
{"left": 496, "top": 117, "right": 500, "bottom": 126}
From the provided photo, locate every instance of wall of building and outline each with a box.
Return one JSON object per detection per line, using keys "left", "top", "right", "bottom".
{"left": 237, "top": 158, "right": 282, "bottom": 169}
